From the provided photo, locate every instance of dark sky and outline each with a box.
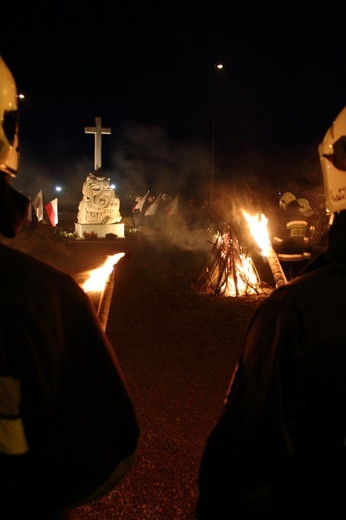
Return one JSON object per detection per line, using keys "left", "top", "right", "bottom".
{"left": 2, "top": 4, "right": 346, "bottom": 205}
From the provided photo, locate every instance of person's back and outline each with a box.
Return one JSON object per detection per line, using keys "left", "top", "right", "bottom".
{"left": 0, "top": 244, "right": 140, "bottom": 518}
{"left": 196, "top": 107, "right": 346, "bottom": 519}
{"left": 273, "top": 198, "right": 309, "bottom": 252}
{"left": 276, "top": 213, "right": 346, "bottom": 517}
{"left": 196, "top": 219, "right": 346, "bottom": 519}
{"left": 0, "top": 55, "right": 139, "bottom": 519}
{"left": 272, "top": 198, "right": 311, "bottom": 278}
{"left": 266, "top": 263, "right": 346, "bottom": 517}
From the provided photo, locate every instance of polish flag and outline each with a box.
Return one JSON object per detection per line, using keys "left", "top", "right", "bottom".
{"left": 32, "top": 189, "right": 44, "bottom": 222}
{"left": 144, "top": 193, "right": 161, "bottom": 216}
{"left": 166, "top": 194, "right": 179, "bottom": 218}
{"left": 45, "top": 198, "right": 58, "bottom": 227}
{"left": 133, "top": 190, "right": 149, "bottom": 212}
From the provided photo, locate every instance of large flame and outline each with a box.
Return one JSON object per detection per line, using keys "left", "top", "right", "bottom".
{"left": 218, "top": 232, "right": 261, "bottom": 296}
{"left": 242, "top": 210, "right": 270, "bottom": 256}
{"left": 242, "top": 209, "right": 287, "bottom": 288}
{"left": 81, "top": 252, "right": 125, "bottom": 293}
{"left": 196, "top": 229, "right": 262, "bottom": 297}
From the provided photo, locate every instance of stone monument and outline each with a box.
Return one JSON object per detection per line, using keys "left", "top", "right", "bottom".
{"left": 74, "top": 117, "right": 125, "bottom": 239}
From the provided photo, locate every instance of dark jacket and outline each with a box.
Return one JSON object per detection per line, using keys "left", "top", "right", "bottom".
{"left": 196, "top": 213, "right": 346, "bottom": 519}
{"left": 0, "top": 244, "right": 139, "bottom": 518}
{"left": 272, "top": 200, "right": 310, "bottom": 255}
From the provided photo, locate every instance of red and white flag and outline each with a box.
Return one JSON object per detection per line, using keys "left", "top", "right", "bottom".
{"left": 32, "top": 189, "right": 44, "bottom": 222}
{"left": 166, "top": 194, "right": 179, "bottom": 218}
{"left": 133, "top": 190, "right": 149, "bottom": 212}
{"left": 144, "top": 193, "right": 161, "bottom": 216}
{"left": 45, "top": 198, "right": 58, "bottom": 227}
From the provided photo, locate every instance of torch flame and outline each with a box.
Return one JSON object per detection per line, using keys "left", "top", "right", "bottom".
{"left": 81, "top": 252, "right": 125, "bottom": 293}
{"left": 242, "top": 210, "right": 270, "bottom": 257}
{"left": 242, "top": 209, "right": 288, "bottom": 288}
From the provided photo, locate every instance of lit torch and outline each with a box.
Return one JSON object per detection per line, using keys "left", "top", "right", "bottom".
{"left": 242, "top": 210, "right": 287, "bottom": 288}
{"left": 81, "top": 252, "right": 125, "bottom": 331}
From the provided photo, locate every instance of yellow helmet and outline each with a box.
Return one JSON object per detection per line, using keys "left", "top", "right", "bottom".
{"left": 0, "top": 56, "right": 29, "bottom": 237}
{"left": 279, "top": 192, "right": 296, "bottom": 210}
{"left": 297, "top": 197, "right": 314, "bottom": 217}
{"left": 0, "top": 55, "right": 19, "bottom": 178}
{"left": 319, "top": 106, "right": 346, "bottom": 213}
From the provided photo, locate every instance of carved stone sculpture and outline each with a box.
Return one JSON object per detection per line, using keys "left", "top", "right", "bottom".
{"left": 77, "top": 173, "right": 122, "bottom": 225}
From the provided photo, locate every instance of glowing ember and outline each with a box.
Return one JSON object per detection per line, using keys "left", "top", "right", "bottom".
{"left": 196, "top": 229, "right": 262, "bottom": 297}
{"left": 222, "top": 252, "right": 261, "bottom": 297}
{"left": 82, "top": 253, "right": 125, "bottom": 293}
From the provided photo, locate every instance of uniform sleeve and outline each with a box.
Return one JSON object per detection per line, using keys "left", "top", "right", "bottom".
{"left": 8, "top": 272, "right": 140, "bottom": 513}
{"left": 196, "top": 287, "right": 308, "bottom": 518}
{"left": 43, "top": 279, "right": 140, "bottom": 509}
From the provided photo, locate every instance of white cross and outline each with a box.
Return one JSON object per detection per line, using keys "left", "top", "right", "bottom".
{"left": 85, "top": 116, "right": 111, "bottom": 171}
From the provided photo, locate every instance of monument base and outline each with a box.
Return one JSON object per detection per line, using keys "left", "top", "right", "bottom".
{"left": 74, "top": 222, "right": 125, "bottom": 239}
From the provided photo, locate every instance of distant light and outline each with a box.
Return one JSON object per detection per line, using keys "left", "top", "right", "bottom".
{"left": 18, "top": 93, "right": 25, "bottom": 99}
{"left": 110, "top": 183, "right": 116, "bottom": 190}
{"left": 55, "top": 186, "right": 62, "bottom": 192}
{"left": 215, "top": 63, "right": 223, "bottom": 70}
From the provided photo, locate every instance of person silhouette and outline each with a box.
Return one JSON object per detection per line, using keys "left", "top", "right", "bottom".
{"left": 0, "top": 55, "right": 139, "bottom": 520}
{"left": 196, "top": 106, "right": 346, "bottom": 519}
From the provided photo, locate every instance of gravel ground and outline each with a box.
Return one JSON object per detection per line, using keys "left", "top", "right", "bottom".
{"left": 66, "top": 234, "right": 273, "bottom": 520}
{"left": 3, "top": 228, "right": 275, "bottom": 519}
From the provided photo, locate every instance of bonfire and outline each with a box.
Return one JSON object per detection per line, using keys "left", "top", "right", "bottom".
{"left": 195, "top": 225, "right": 263, "bottom": 297}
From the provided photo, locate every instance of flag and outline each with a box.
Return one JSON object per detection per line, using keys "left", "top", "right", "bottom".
{"left": 32, "top": 189, "right": 44, "bottom": 222}
{"left": 27, "top": 196, "right": 32, "bottom": 222}
{"left": 144, "top": 193, "right": 161, "bottom": 216}
{"left": 45, "top": 198, "right": 58, "bottom": 227}
{"left": 166, "top": 194, "right": 179, "bottom": 218}
{"left": 133, "top": 190, "right": 149, "bottom": 212}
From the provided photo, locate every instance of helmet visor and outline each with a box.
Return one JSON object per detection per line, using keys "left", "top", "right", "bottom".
{"left": 3, "top": 109, "right": 18, "bottom": 147}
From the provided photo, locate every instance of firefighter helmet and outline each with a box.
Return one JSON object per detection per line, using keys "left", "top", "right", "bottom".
{"left": 319, "top": 106, "right": 346, "bottom": 213}
{"left": 0, "top": 55, "right": 19, "bottom": 178}
{"left": 297, "top": 198, "right": 315, "bottom": 217}
{"left": 0, "top": 56, "right": 29, "bottom": 237}
{"left": 279, "top": 192, "right": 296, "bottom": 210}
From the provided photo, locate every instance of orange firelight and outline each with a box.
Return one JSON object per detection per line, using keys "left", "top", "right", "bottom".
{"left": 242, "top": 210, "right": 271, "bottom": 256}
{"left": 242, "top": 210, "right": 287, "bottom": 288}
{"left": 81, "top": 253, "right": 125, "bottom": 293}
{"left": 80, "top": 252, "right": 126, "bottom": 331}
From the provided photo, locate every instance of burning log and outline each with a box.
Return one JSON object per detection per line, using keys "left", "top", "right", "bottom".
{"left": 97, "top": 266, "right": 117, "bottom": 331}
{"left": 81, "top": 252, "right": 126, "bottom": 331}
{"left": 266, "top": 245, "right": 288, "bottom": 288}
{"left": 242, "top": 210, "right": 288, "bottom": 288}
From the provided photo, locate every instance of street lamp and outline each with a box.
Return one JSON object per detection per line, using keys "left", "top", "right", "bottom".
{"left": 210, "top": 63, "right": 224, "bottom": 204}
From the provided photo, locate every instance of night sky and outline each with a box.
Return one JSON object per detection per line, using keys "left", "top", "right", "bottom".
{"left": 2, "top": 5, "right": 346, "bottom": 207}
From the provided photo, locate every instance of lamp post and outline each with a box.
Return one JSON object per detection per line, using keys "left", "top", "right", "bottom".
{"left": 210, "top": 63, "right": 224, "bottom": 204}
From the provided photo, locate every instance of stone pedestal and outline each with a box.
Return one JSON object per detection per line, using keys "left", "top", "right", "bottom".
{"left": 74, "top": 222, "right": 125, "bottom": 239}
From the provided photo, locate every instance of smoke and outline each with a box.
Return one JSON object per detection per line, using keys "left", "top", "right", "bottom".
{"left": 12, "top": 118, "right": 324, "bottom": 256}
{"left": 110, "top": 121, "right": 210, "bottom": 200}
{"left": 110, "top": 121, "right": 323, "bottom": 205}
